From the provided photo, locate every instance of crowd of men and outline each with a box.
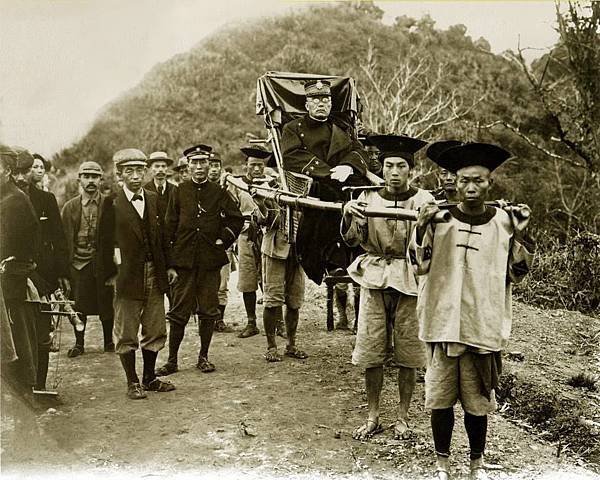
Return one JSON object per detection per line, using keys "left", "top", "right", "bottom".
{"left": 0, "top": 79, "right": 535, "bottom": 480}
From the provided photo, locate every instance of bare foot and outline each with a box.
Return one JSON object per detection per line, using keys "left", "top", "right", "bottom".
{"left": 394, "top": 418, "right": 411, "bottom": 440}
{"left": 352, "top": 418, "right": 383, "bottom": 441}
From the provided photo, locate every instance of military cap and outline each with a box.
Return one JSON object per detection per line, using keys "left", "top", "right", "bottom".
{"left": 366, "top": 134, "right": 427, "bottom": 167}
{"left": 12, "top": 146, "right": 35, "bottom": 171}
{"left": 304, "top": 79, "right": 331, "bottom": 97}
{"left": 78, "top": 161, "right": 103, "bottom": 176}
{"left": 148, "top": 151, "right": 173, "bottom": 166}
{"left": 426, "top": 140, "right": 464, "bottom": 164}
{"left": 173, "top": 156, "right": 189, "bottom": 172}
{"left": 434, "top": 143, "right": 512, "bottom": 174}
{"left": 209, "top": 151, "right": 222, "bottom": 164}
{"left": 113, "top": 148, "right": 147, "bottom": 169}
{"left": 183, "top": 144, "right": 212, "bottom": 160}
{"left": 240, "top": 144, "right": 272, "bottom": 160}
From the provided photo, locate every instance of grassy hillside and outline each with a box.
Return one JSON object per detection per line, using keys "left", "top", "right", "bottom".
{"left": 54, "top": 4, "right": 538, "bottom": 171}
{"left": 53, "top": 3, "right": 599, "bottom": 258}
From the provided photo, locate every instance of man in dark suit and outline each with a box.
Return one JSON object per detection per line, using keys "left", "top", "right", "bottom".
{"left": 11, "top": 147, "right": 70, "bottom": 391}
{"left": 61, "top": 161, "right": 115, "bottom": 356}
{"left": 144, "top": 151, "right": 177, "bottom": 222}
{"left": 280, "top": 79, "right": 370, "bottom": 284}
{"left": 102, "top": 149, "right": 175, "bottom": 400}
{"left": 155, "top": 144, "right": 243, "bottom": 376}
{"left": 0, "top": 143, "right": 40, "bottom": 395}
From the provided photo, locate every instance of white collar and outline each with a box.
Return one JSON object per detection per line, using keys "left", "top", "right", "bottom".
{"left": 123, "top": 185, "right": 144, "bottom": 201}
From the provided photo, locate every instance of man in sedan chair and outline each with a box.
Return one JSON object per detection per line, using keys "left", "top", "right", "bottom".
{"left": 280, "top": 79, "right": 370, "bottom": 285}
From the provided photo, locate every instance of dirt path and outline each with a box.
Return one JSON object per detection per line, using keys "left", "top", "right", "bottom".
{"left": 1, "top": 278, "right": 598, "bottom": 479}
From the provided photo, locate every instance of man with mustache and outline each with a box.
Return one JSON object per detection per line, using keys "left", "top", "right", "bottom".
{"left": 61, "top": 161, "right": 115, "bottom": 357}
{"left": 280, "top": 79, "right": 370, "bottom": 285}
{"left": 144, "top": 151, "right": 177, "bottom": 222}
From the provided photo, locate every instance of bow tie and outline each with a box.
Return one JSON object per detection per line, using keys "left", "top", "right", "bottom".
{"left": 131, "top": 194, "right": 143, "bottom": 202}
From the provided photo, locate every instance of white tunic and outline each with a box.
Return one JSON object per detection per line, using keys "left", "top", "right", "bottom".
{"left": 342, "top": 187, "right": 434, "bottom": 295}
{"left": 410, "top": 206, "right": 534, "bottom": 352}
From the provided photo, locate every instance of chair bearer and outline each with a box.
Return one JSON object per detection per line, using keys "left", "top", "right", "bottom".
{"left": 411, "top": 142, "right": 535, "bottom": 480}
{"left": 230, "top": 145, "right": 272, "bottom": 338}
{"left": 342, "top": 134, "right": 432, "bottom": 441}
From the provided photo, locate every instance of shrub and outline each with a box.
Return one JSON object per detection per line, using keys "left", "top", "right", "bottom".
{"left": 514, "top": 232, "right": 600, "bottom": 315}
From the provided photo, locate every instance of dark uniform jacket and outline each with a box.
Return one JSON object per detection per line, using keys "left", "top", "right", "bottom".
{"left": 61, "top": 192, "right": 115, "bottom": 284}
{"left": 27, "top": 185, "right": 69, "bottom": 295}
{"left": 144, "top": 179, "right": 177, "bottom": 222}
{"left": 281, "top": 114, "right": 369, "bottom": 182}
{"left": 165, "top": 179, "right": 243, "bottom": 272}
{"left": 280, "top": 114, "right": 369, "bottom": 284}
{"left": 100, "top": 189, "right": 169, "bottom": 300}
{"left": 0, "top": 181, "right": 40, "bottom": 300}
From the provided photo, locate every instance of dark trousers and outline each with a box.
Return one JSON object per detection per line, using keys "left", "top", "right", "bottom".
{"left": 164, "top": 267, "right": 220, "bottom": 365}
{"left": 167, "top": 267, "right": 220, "bottom": 328}
{"left": 4, "top": 298, "right": 38, "bottom": 389}
{"left": 71, "top": 263, "right": 114, "bottom": 347}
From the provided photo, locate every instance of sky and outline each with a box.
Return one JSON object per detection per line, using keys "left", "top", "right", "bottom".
{"left": 0, "top": 0, "right": 560, "bottom": 157}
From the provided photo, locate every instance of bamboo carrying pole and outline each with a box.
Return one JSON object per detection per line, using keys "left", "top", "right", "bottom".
{"left": 225, "top": 174, "right": 451, "bottom": 223}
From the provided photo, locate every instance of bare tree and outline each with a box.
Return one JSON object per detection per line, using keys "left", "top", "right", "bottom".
{"left": 481, "top": 1, "right": 599, "bottom": 176}
{"left": 358, "top": 39, "right": 483, "bottom": 138}
{"left": 358, "top": 39, "right": 483, "bottom": 183}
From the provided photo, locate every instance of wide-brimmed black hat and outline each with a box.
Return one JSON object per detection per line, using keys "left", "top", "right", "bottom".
{"left": 366, "top": 134, "right": 427, "bottom": 167}
{"left": 426, "top": 141, "right": 464, "bottom": 164}
{"left": 435, "top": 142, "right": 512, "bottom": 174}
{"left": 240, "top": 144, "right": 272, "bottom": 160}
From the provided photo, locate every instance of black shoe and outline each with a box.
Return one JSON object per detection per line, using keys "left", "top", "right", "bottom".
{"left": 155, "top": 362, "right": 178, "bottom": 376}
{"left": 143, "top": 378, "right": 176, "bottom": 392}
{"left": 238, "top": 324, "right": 259, "bottom": 338}
{"left": 127, "top": 382, "right": 147, "bottom": 400}
{"left": 67, "top": 345, "right": 84, "bottom": 358}
{"left": 104, "top": 343, "right": 115, "bottom": 353}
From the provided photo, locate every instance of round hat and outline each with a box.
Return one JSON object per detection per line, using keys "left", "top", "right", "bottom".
{"left": 78, "top": 161, "right": 103, "bottom": 176}
{"left": 113, "top": 148, "right": 147, "bottom": 169}
{"left": 148, "top": 151, "right": 173, "bottom": 166}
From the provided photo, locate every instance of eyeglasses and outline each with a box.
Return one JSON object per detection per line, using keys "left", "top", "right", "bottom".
{"left": 308, "top": 97, "right": 331, "bottom": 104}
